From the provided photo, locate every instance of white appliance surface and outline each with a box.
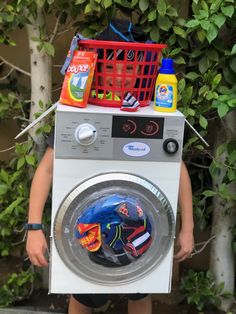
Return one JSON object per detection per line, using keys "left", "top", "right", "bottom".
{"left": 49, "top": 103, "right": 185, "bottom": 294}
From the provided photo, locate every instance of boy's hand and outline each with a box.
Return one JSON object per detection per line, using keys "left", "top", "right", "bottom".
{"left": 174, "top": 230, "right": 194, "bottom": 262}
{"left": 26, "top": 230, "right": 49, "bottom": 267}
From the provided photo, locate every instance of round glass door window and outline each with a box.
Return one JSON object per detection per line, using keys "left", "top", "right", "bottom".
{"left": 53, "top": 172, "right": 175, "bottom": 285}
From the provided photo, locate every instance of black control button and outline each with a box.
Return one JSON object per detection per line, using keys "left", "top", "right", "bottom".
{"left": 163, "top": 139, "right": 179, "bottom": 154}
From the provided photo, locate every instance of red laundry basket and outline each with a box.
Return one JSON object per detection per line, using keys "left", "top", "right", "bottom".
{"left": 78, "top": 40, "right": 166, "bottom": 108}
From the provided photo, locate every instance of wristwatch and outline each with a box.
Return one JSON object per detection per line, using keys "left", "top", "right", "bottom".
{"left": 24, "top": 223, "right": 44, "bottom": 230}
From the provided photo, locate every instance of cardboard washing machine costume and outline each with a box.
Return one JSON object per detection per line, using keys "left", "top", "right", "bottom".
{"left": 49, "top": 20, "right": 187, "bottom": 293}
{"left": 22, "top": 19, "right": 195, "bottom": 298}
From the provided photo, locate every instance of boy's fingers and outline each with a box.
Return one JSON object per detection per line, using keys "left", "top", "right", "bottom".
{"left": 174, "top": 248, "right": 191, "bottom": 262}
{"left": 28, "top": 247, "right": 49, "bottom": 267}
{"left": 30, "top": 254, "right": 48, "bottom": 267}
{"left": 37, "top": 255, "right": 49, "bottom": 267}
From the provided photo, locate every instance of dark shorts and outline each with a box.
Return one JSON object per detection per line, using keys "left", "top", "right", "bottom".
{"left": 72, "top": 293, "right": 148, "bottom": 308}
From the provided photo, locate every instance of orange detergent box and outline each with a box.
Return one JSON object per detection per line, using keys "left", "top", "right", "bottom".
{"left": 59, "top": 50, "right": 97, "bottom": 108}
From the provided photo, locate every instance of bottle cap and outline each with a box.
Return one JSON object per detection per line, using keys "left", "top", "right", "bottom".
{"left": 159, "top": 58, "right": 175, "bottom": 74}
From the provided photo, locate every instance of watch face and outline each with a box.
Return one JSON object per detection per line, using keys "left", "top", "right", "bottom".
{"left": 53, "top": 172, "right": 175, "bottom": 285}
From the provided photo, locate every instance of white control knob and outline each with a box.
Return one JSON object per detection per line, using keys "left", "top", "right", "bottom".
{"left": 74, "top": 123, "right": 97, "bottom": 145}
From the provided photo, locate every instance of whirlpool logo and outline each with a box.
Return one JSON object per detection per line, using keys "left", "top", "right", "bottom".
{"left": 123, "top": 142, "right": 150, "bottom": 157}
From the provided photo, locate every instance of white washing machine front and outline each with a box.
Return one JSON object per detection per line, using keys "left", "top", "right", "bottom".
{"left": 49, "top": 103, "right": 185, "bottom": 294}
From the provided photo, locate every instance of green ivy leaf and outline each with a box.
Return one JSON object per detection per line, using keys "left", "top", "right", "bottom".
{"left": 131, "top": 0, "right": 139, "bottom": 6}
{"left": 0, "top": 197, "right": 24, "bottom": 220}
{"left": 216, "top": 143, "right": 227, "bottom": 156}
{"left": 43, "top": 42, "right": 55, "bottom": 57}
{"left": 202, "top": 190, "right": 216, "bottom": 197}
{"left": 182, "top": 86, "right": 193, "bottom": 105}
{"left": 0, "top": 169, "right": 9, "bottom": 184}
{"left": 206, "top": 91, "right": 218, "bottom": 100}
{"left": 227, "top": 99, "right": 236, "bottom": 107}
{"left": 210, "top": 0, "right": 222, "bottom": 13}
{"left": 185, "top": 107, "right": 195, "bottom": 116}
{"left": 212, "top": 73, "right": 222, "bottom": 88}
{"left": 173, "top": 26, "right": 186, "bottom": 38}
{"left": 167, "top": 33, "right": 176, "bottom": 46}
{"left": 199, "top": 114, "right": 208, "bottom": 129}
{"left": 150, "top": 26, "right": 160, "bottom": 42}
{"left": 156, "top": 0, "right": 167, "bottom": 16}
{"left": 139, "top": 0, "right": 149, "bottom": 13}
{"left": 17, "top": 157, "right": 25, "bottom": 170}
{"left": 85, "top": 3, "right": 92, "bottom": 13}
{"left": 177, "top": 37, "right": 188, "bottom": 49}
{"left": 38, "top": 100, "right": 44, "bottom": 109}
{"left": 199, "top": 85, "right": 209, "bottom": 96}
{"left": 228, "top": 151, "right": 236, "bottom": 164}
{"left": 169, "top": 48, "right": 181, "bottom": 56}
{"left": 206, "top": 23, "right": 218, "bottom": 43}
{"left": 200, "top": 20, "right": 210, "bottom": 31}
{"left": 102, "top": 0, "right": 112, "bottom": 9}
{"left": 75, "top": 0, "right": 87, "bottom": 3}
{"left": 36, "top": 0, "right": 45, "bottom": 7}
{"left": 178, "top": 78, "right": 186, "bottom": 93}
{"left": 221, "top": 5, "right": 234, "bottom": 18}
{"left": 206, "top": 49, "right": 219, "bottom": 61}
{"left": 148, "top": 9, "right": 156, "bottom": 22}
{"left": 199, "top": 56, "right": 211, "bottom": 74}
{"left": 166, "top": 6, "right": 178, "bottom": 17}
{"left": 0, "top": 183, "right": 8, "bottom": 196}
{"left": 177, "top": 18, "right": 186, "bottom": 26}
{"left": 212, "top": 14, "right": 226, "bottom": 28}
{"left": 202, "top": 0, "right": 210, "bottom": 12}
{"left": 158, "top": 15, "right": 171, "bottom": 31}
{"left": 89, "top": 0, "right": 101, "bottom": 11}
{"left": 185, "top": 72, "right": 200, "bottom": 81}
{"left": 43, "top": 124, "right": 51, "bottom": 133}
{"left": 1, "top": 248, "right": 9, "bottom": 256}
{"left": 197, "top": 8, "right": 209, "bottom": 19}
{"left": 174, "top": 56, "right": 186, "bottom": 64}
{"left": 231, "top": 44, "right": 236, "bottom": 55}
{"left": 217, "top": 103, "right": 229, "bottom": 118}
{"left": 25, "top": 155, "right": 36, "bottom": 166}
{"left": 190, "top": 49, "right": 204, "bottom": 58}
{"left": 186, "top": 19, "right": 200, "bottom": 28}
{"left": 197, "top": 29, "right": 206, "bottom": 42}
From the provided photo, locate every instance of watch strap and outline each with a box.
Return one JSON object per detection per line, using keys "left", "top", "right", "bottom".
{"left": 24, "top": 223, "right": 44, "bottom": 230}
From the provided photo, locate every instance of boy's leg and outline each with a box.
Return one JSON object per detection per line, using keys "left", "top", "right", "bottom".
{"left": 128, "top": 294, "right": 152, "bottom": 314}
{"left": 68, "top": 295, "right": 92, "bottom": 314}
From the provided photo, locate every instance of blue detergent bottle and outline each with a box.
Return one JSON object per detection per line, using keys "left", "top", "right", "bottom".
{"left": 154, "top": 58, "right": 177, "bottom": 112}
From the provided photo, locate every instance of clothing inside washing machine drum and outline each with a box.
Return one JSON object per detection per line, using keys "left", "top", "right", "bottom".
{"left": 75, "top": 194, "right": 152, "bottom": 267}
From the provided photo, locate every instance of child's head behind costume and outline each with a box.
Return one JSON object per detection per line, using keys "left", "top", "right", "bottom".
{"left": 79, "top": 18, "right": 165, "bottom": 107}
{"left": 95, "top": 19, "right": 147, "bottom": 62}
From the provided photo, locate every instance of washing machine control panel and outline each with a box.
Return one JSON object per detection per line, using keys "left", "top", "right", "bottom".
{"left": 55, "top": 110, "right": 184, "bottom": 162}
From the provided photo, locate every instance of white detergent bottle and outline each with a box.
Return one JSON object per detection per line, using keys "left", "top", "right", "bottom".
{"left": 154, "top": 58, "right": 177, "bottom": 112}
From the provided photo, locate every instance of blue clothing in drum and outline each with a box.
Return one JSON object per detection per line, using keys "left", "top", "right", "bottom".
{"left": 75, "top": 194, "right": 152, "bottom": 267}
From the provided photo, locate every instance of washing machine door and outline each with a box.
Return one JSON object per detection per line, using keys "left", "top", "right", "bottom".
{"left": 53, "top": 172, "right": 175, "bottom": 285}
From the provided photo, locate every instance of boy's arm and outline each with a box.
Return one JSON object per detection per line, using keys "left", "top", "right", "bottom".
{"left": 26, "top": 147, "right": 54, "bottom": 267}
{"left": 174, "top": 160, "right": 194, "bottom": 262}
